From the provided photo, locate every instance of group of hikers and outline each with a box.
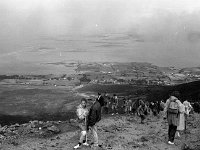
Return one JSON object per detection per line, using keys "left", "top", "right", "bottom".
{"left": 73, "top": 91, "right": 193, "bottom": 149}
{"left": 96, "top": 93, "right": 164, "bottom": 117}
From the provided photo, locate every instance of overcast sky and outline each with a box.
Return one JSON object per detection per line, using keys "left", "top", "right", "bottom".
{"left": 0, "top": 0, "right": 200, "bottom": 69}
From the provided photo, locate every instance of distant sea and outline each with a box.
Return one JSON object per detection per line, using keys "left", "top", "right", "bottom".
{"left": 0, "top": 33, "right": 199, "bottom": 75}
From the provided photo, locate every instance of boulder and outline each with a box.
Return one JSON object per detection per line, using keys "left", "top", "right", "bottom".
{"left": 0, "top": 125, "right": 8, "bottom": 134}
{"left": 29, "top": 120, "right": 39, "bottom": 128}
{"left": 47, "top": 125, "right": 60, "bottom": 134}
{"left": 140, "top": 136, "right": 149, "bottom": 142}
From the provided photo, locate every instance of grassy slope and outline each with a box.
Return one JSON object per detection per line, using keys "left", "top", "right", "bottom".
{"left": 0, "top": 80, "right": 199, "bottom": 125}
{"left": 0, "top": 85, "right": 81, "bottom": 125}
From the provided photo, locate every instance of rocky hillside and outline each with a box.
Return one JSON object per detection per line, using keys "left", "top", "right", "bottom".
{"left": 0, "top": 113, "right": 199, "bottom": 150}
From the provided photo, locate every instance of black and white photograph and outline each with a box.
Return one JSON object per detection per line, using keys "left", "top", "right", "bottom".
{"left": 0, "top": 0, "right": 200, "bottom": 149}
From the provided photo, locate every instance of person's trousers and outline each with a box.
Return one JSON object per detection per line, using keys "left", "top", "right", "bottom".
{"left": 90, "top": 125, "right": 98, "bottom": 146}
{"left": 79, "top": 122, "right": 87, "bottom": 143}
{"left": 104, "top": 106, "right": 109, "bottom": 114}
{"left": 112, "top": 105, "right": 117, "bottom": 113}
{"left": 140, "top": 114, "right": 145, "bottom": 123}
{"left": 168, "top": 124, "right": 177, "bottom": 142}
{"left": 79, "top": 130, "right": 86, "bottom": 143}
{"left": 101, "top": 106, "right": 107, "bottom": 114}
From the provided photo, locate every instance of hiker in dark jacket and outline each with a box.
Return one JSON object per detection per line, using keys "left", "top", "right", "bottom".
{"left": 97, "top": 92, "right": 105, "bottom": 114}
{"left": 156, "top": 101, "right": 161, "bottom": 115}
{"left": 137, "top": 100, "right": 148, "bottom": 124}
{"left": 87, "top": 98, "right": 101, "bottom": 148}
{"left": 97, "top": 92, "right": 104, "bottom": 107}
{"left": 150, "top": 102, "right": 158, "bottom": 116}
{"left": 164, "top": 91, "right": 182, "bottom": 145}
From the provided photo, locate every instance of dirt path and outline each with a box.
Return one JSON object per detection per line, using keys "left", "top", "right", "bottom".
{"left": 1, "top": 113, "right": 200, "bottom": 150}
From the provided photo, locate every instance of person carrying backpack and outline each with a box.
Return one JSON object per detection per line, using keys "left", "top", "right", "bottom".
{"left": 74, "top": 98, "right": 89, "bottom": 149}
{"left": 137, "top": 100, "right": 148, "bottom": 124}
{"left": 164, "top": 91, "right": 182, "bottom": 145}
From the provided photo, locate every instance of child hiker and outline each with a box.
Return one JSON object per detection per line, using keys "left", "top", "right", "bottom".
{"left": 74, "top": 98, "right": 89, "bottom": 149}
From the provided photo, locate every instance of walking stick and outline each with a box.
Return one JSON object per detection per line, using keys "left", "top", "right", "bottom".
{"left": 85, "top": 117, "right": 89, "bottom": 146}
{"left": 185, "top": 114, "right": 188, "bottom": 144}
{"left": 85, "top": 117, "right": 87, "bottom": 142}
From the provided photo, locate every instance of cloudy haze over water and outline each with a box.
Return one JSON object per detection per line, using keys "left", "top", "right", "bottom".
{"left": 0, "top": 0, "right": 200, "bottom": 74}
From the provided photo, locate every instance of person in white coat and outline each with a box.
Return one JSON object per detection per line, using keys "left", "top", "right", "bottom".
{"left": 74, "top": 98, "right": 89, "bottom": 149}
{"left": 177, "top": 102, "right": 186, "bottom": 137}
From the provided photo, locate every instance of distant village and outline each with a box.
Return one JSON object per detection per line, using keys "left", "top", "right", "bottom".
{"left": 0, "top": 62, "right": 200, "bottom": 87}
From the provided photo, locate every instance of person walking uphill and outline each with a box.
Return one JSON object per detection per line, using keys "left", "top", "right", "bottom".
{"left": 74, "top": 98, "right": 89, "bottom": 149}
{"left": 97, "top": 93, "right": 105, "bottom": 114}
{"left": 111, "top": 94, "right": 118, "bottom": 115}
{"left": 87, "top": 97, "right": 102, "bottom": 149}
{"left": 138, "top": 100, "right": 148, "bottom": 124}
{"left": 164, "top": 91, "right": 182, "bottom": 145}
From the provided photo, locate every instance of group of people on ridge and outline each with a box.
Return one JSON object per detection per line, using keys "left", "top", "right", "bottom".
{"left": 74, "top": 91, "right": 193, "bottom": 149}
{"left": 102, "top": 93, "right": 164, "bottom": 117}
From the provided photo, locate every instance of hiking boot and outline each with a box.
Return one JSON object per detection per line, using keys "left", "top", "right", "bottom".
{"left": 74, "top": 143, "right": 81, "bottom": 149}
{"left": 168, "top": 141, "right": 174, "bottom": 145}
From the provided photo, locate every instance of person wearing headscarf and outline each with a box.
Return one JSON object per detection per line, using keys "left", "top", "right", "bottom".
{"left": 183, "top": 100, "right": 193, "bottom": 115}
